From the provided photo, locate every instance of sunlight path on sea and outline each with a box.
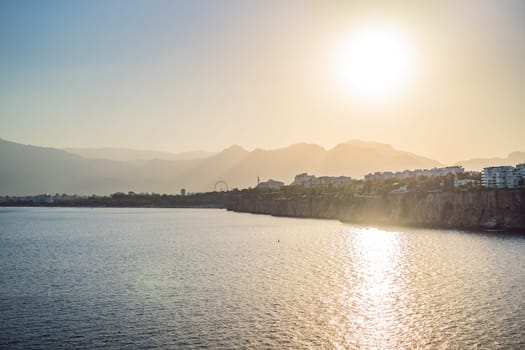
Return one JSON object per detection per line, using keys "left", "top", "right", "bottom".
{"left": 328, "top": 228, "right": 403, "bottom": 348}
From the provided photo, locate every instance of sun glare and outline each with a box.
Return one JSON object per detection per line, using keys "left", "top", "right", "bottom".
{"left": 333, "top": 23, "right": 418, "bottom": 101}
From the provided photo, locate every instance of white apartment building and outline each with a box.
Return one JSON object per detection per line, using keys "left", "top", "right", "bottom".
{"left": 291, "top": 173, "right": 352, "bottom": 187}
{"left": 257, "top": 179, "right": 284, "bottom": 189}
{"left": 482, "top": 164, "right": 525, "bottom": 188}
{"left": 518, "top": 163, "right": 525, "bottom": 174}
{"left": 365, "top": 166, "right": 465, "bottom": 182}
{"left": 318, "top": 176, "right": 353, "bottom": 186}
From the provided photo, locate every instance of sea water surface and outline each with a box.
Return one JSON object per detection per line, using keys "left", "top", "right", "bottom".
{"left": 1, "top": 207, "right": 524, "bottom": 349}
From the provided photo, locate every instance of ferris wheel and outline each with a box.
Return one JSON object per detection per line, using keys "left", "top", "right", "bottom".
{"left": 214, "top": 180, "right": 229, "bottom": 192}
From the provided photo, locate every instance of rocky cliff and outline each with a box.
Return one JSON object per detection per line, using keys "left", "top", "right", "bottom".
{"left": 226, "top": 190, "right": 525, "bottom": 230}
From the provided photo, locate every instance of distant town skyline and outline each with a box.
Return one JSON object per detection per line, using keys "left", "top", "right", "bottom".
{"left": 1, "top": 1, "right": 525, "bottom": 164}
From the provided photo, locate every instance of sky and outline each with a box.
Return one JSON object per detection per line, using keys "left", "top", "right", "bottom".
{"left": 1, "top": 0, "right": 525, "bottom": 164}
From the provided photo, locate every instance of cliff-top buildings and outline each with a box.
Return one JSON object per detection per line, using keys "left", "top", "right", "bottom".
{"left": 364, "top": 166, "right": 465, "bottom": 182}
{"left": 363, "top": 164, "right": 525, "bottom": 189}
{"left": 257, "top": 179, "right": 285, "bottom": 189}
{"left": 482, "top": 163, "right": 525, "bottom": 188}
{"left": 265, "top": 163, "right": 525, "bottom": 191}
{"left": 292, "top": 173, "right": 352, "bottom": 187}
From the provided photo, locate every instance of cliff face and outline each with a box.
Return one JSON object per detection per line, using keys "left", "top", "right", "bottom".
{"left": 226, "top": 190, "right": 525, "bottom": 230}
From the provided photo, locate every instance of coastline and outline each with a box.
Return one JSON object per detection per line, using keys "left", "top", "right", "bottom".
{"left": 2, "top": 189, "right": 525, "bottom": 232}
{"left": 228, "top": 209, "right": 525, "bottom": 234}
{"left": 225, "top": 189, "right": 525, "bottom": 231}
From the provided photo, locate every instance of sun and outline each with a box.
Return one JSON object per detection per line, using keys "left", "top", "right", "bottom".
{"left": 333, "top": 23, "right": 418, "bottom": 101}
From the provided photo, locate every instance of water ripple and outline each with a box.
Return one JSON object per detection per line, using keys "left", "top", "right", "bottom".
{"left": 0, "top": 208, "right": 524, "bottom": 349}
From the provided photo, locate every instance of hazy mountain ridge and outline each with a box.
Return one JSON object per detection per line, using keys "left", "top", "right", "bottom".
{"left": 1, "top": 138, "right": 449, "bottom": 195}
{"left": 0, "top": 139, "right": 133, "bottom": 195}
{"left": 455, "top": 152, "right": 525, "bottom": 170}
{"left": 64, "top": 147, "right": 215, "bottom": 162}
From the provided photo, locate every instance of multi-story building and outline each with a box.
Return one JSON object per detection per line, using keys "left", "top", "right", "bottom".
{"left": 364, "top": 166, "right": 464, "bottom": 182}
{"left": 291, "top": 173, "right": 352, "bottom": 187}
{"left": 517, "top": 163, "right": 525, "bottom": 177}
{"left": 318, "top": 176, "right": 353, "bottom": 186}
{"left": 292, "top": 173, "right": 317, "bottom": 186}
{"left": 257, "top": 179, "right": 285, "bottom": 189}
{"left": 482, "top": 164, "right": 525, "bottom": 188}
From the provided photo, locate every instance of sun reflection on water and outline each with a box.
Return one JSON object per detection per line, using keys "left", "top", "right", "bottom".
{"left": 337, "top": 227, "right": 403, "bottom": 348}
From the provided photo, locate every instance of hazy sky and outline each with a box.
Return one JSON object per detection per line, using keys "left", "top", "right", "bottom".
{"left": 1, "top": 0, "right": 524, "bottom": 163}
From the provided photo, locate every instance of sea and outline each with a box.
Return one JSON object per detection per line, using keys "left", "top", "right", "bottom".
{"left": 1, "top": 207, "right": 524, "bottom": 349}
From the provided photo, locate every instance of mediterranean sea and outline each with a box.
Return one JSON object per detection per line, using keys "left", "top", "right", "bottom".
{"left": 1, "top": 208, "right": 524, "bottom": 349}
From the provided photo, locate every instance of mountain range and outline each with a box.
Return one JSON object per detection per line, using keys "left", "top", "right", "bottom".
{"left": 0, "top": 137, "right": 522, "bottom": 195}
{"left": 64, "top": 147, "right": 215, "bottom": 162}
{"left": 454, "top": 152, "right": 525, "bottom": 170}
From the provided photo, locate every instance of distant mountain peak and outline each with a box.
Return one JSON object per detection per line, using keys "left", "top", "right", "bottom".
{"left": 222, "top": 145, "right": 248, "bottom": 153}
{"left": 455, "top": 151, "right": 525, "bottom": 170}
